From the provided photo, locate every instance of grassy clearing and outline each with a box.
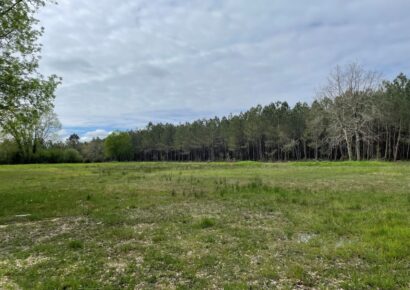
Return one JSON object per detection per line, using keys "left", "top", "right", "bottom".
{"left": 0, "top": 161, "right": 409, "bottom": 289}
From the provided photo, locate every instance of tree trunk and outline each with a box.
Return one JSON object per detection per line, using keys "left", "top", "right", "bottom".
{"left": 303, "top": 140, "right": 307, "bottom": 160}
{"left": 394, "top": 122, "right": 402, "bottom": 161}
{"left": 355, "top": 131, "right": 361, "bottom": 161}
{"left": 376, "top": 141, "right": 380, "bottom": 160}
{"left": 343, "top": 129, "right": 353, "bottom": 160}
{"left": 366, "top": 141, "right": 370, "bottom": 160}
{"left": 407, "top": 141, "right": 410, "bottom": 159}
{"left": 384, "top": 127, "right": 389, "bottom": 160}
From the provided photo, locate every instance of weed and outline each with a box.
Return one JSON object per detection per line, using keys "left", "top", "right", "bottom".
{"left": 68, "top": 240, "right": 83, "bottom": 250}
{"left": 197, "top": 217, "right": 216, "bottom": 229}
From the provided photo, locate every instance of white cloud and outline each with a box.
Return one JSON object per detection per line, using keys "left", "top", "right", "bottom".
{"left": 80, "top": 129, "right": 112, "bottom": 142}
{"left": 37, "top": 0, "right": 410, "bottom": 130}
{"left": 56, "top": 129, "right": 70, "bottom": 141}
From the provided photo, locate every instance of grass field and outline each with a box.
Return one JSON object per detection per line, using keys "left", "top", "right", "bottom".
{"left": 0, "top": 161, "right": 409, "bottom": 289}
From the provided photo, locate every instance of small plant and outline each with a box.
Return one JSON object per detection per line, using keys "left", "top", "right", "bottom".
{"left": 204, "top": 235, "right": 216, "bottom": 243}
{"left": 68, "top": 240, "right": 83, "bottom": 250}
{"left": 146, "top": 275, "right": 157, "bottom": 284}
{"left": 219, "top": 188, "right": 225, "bottom": 197}
{"left": 194, "top": 189, "right": 206, "bottom": 198}
{"left": 287, "top": 264, "right": 314, "bottom": 287}
{"left": 197, "top": 217, "right": 216, "bottom": 229}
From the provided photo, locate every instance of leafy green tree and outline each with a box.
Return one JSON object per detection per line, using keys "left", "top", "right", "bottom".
{"left": 67, "top": 133, "right": 80, "bottom": 149}
{"left": 382, "top": 73, "right": 410, "bottom": 161}
{"left": 63, "top": 148, "right": 83, "bottom": 163}
{"left": 0, "top": 138, "right": 18, "bottom": 163}
{"left": 0, "top": 0, "right": 60, "bottom": 161}
{"left": 244, "top": 105, "right": 264, "bottom": 160}
{"left": 104, "top": 132, "right": 133, "bottom": 161}
{"left": 226, "top": 114, "right": 245, "bottom": 160}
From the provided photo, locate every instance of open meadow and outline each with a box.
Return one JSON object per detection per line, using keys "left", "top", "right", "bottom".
{"left": 0, "top": 161, "right": 409, "bottom": 289}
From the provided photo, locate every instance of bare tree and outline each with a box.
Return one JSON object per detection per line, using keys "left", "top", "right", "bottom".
{"left": 318, "top": 63, "right": 381, "bottom": 160}
{"left": 35, "top": 110, "right": 61, "bottom": 143}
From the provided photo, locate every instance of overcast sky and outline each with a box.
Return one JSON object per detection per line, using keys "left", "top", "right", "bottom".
{"left": 38, "top": 0, "right": 410, "bottom": 141}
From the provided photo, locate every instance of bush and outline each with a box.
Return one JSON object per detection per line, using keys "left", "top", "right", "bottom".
{"left": 0, "top": 141, "right": 84, "bottom": 164}
{"left": 63, "top": 148, "right": 83, "bottom": 163}
{"left": 0, "top": 140, "right": 19, "bottom": 164}
{"left": 35, "top": 148, "right": 64, "bottom": 163}
{"left": 34, "top": 148, "right": 83, "bottom": 163}
{"left": 81, "top": 139, "right": 105, "bottom": 162}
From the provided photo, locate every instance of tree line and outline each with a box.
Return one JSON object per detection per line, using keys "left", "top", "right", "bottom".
{"left": 3, "top": 63, "right": 409, "bottom": 164}
{"left": 105, "top": 66, "right": 410, "bottom": 162}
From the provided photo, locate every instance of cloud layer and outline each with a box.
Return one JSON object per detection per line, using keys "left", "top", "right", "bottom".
{"left": 38, "top": 0, "right": 410, "bottom": 137}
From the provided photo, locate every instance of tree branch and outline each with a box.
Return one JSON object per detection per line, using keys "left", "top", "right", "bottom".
{"left": 0, "top": 0, "right": 24, "bottom": 17}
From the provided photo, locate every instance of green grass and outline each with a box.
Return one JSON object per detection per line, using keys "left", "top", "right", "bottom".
{"left": 0, "top": 161, "right": 409, "bottom": 289}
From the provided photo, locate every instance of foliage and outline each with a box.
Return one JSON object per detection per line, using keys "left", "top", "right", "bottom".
{"left": 81, "top": 138, "right": 105, "bottom": 162}
{"left": 67, "top": 133, "right": 80, "bottom": 149}
{"left": 63, "top": 148, "right": 83, "bottom": 163}
{"left": 0, "top": 0, "right": 60, "bottom": 162}
{"left": 0, "top": 138, "right": 18, "bottom": 163}
{"left": 104, "top": 131, "right": 133, "bottom": 161}
{"left": 34, "top": 147, "right": 82, "bottom": 163}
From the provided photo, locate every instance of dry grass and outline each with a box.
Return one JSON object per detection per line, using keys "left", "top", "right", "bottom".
{"left": 0, "top": 161, "right": 409, "bottom": 289}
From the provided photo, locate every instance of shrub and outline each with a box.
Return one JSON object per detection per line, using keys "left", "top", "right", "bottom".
{"left": 35, "top": 148, "right": 65, "bottom": 163}
{"left": 34, "top": 148, "right": 83, "bottom": 163}
{"left": 63, "top": 148, "right": 83, "bottom": 163}
{"left": 0, "top": 140, "right": 19, "bottom": 164}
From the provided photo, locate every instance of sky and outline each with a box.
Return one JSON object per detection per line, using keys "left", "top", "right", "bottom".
{"left": 37, "top": 0, "right": 410, "bottom": 141}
